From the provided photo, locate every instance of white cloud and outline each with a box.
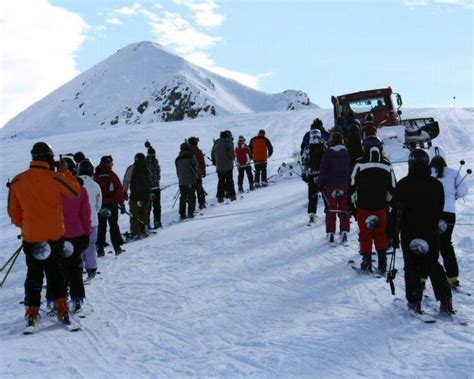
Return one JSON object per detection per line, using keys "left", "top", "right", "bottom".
{"left": 106, "top": 17, "right": 123, "bottom": 25}
{"left": 178, "top": 0, "right": 225, "bottom": 28}
{"left": 116, "top": 2, "right": 142, "bottom": 15}
{"left": 142, "top": 9, "right": 221, "bottom": 53}
{"left": 0, "top": 0, "right": 88, "bottom": 127}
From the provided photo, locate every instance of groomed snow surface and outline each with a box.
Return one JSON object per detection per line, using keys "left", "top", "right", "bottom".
{"left": 0, "top": 108, "right": 473, "bottom": 377}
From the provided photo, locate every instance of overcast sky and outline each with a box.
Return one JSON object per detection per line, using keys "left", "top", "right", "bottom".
{"left": 1, "top": 0, "right": 472, "bottom": 127}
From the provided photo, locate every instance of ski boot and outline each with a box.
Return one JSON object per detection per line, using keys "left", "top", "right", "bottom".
{"left": 407, "top": 300, "right": 423, "bottom": 314}
{"left": 86, "top": 268, "right": 96, "bottom": 281}
{"left": 25, "top": 306, "right": 40, "bottom": 327}
{"left": 250, "top": 184, "right": 255, "bottom": 191}
{"left": 262, "top": 181, "right": 268, "bottom": 187}
{"left": 72, "top": 299, "right": 83, "bottom": 314}
{"left": 115, "top": 247, "right": 123, "bottom": 256}
{"left": 199, "top": 203, "right": 206, "bottom": 210}
{"left": 308, "top": 213, "right": 316, "bottom": 223}
{"left": 377, "top": 251, "right": 387, "bottom": 274}
{"left": 217, "top": 197, "right": 224, "bottom": 203}
{"left": 97, "top": 248, "right": 105, "bottom": 257}
{"left": 440, "top": 297, "right": 455, "bottom": 315}
{"left": 340, "top": 231, "right": 349, "bottom": 246}
{"left": 154, "top": 221, "right": 163, "bottom": 229}
{"left": 360, "top": 254, "right": 372, "bottom": 272}
{"left": 238, "top": 186, "right": 244, "bottom": 193}
{"left": 57, "top": 297, "right": 70, "bottom": 323}
{"left": 448, "top": 277, "right": 460, "bottom": 288}
{"left": 327, "top": 233, "right": 336, "bottom": 246}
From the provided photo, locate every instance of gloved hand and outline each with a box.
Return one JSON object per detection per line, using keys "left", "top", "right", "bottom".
{"left": 120, "top": 204, "right": 126, "bottom": 214}
{"left": 123, "top": 192, "right": 129, "bottom": 201}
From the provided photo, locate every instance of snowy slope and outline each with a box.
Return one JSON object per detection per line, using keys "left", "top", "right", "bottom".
{"left": 0, "top": 107, "right": 473, "bottom": 377}
{"left": 1, "top": 41, "right": 317, "bottom": 139}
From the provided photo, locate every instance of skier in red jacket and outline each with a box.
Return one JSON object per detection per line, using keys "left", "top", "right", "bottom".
{"left": 235, "top": 136, "right": 254, "bottom": 192}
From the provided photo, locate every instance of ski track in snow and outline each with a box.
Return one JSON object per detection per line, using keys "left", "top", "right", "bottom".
{"left": 0, "top": 108, "right": 473, "bottom": 377}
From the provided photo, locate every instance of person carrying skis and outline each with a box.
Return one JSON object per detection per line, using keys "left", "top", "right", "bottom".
{"left": 429, "top": 146, "right": 469, "bottom": 288}
{"left": 235, "top": 135, "right": 254, "bottom": 192}
{"left": 94, "top": 155, "right": 125, "bottom": 256}
{"left": 351, "top": 139, "right": 396, "bottom": 273}
{"left": 249, "top": 129, "right": 273, "bottom": 187}
{"left": 392, "top": 149, "right": 454, "bottom": 315}
{"left": 211, "top": 130, "right": 236, "bottom": 202}
{"left": 77, "top": 159, "right": 102, "bottom": 281}
{"left": 8, "top": 142, "right": 81, "bottom": 331}
{"left": 145, "top": 144, "right": 162, "bottom": 229}
{"left": 319, "top": 132, "right": 352, "bottom": 245}
{"left": 123, "top": 153, "right": 152, "bottom": 238}
{"left": 58, "top": 157, "right": 92, "bottom": 314}
{"left": 301, "top": 118, "right": 330, "bottom": 154}
{"left": 188, "top": 136, "right": 207, "bottom": 209}
{"left": 301, "top": 129, "right": 327, "bottom": 223}
{"left": 176, "top": 142, "right": 200, "bottom": 219}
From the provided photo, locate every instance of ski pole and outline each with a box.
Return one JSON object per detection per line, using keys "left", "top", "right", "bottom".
{"left": 172, "top": 189, "right": 180, "bottom": 209}
{"left": 456, "top": 169, "right": 471, "bottom": 188}
{"left": 455, "top": 160, "right": 465, "bottom": 183}
{"left": 123, "top": 209, "right": 147, "bottom": 226}
{"left": 0, "top": 245, "right": 23, "bottom": 272}
{"left": 0, "top": 246, "right": 22, "bottom": 288}
{"left": 386, "top": 247, "right": 398, "bottom": 296}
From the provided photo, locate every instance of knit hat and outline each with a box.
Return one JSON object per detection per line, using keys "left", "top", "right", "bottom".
{"left": 258, "top": 129, "right": 265, "bottom": 136}
{"left": 188, "top": 137, "right": 199, "bottom": 145}
{"left": 311, "top": 118, "right": 323, "bottom": 130}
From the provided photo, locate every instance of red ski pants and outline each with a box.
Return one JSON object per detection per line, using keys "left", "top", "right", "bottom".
{"left": 357, "top": 208, "right": 389, "bottom": 255}
{"left": 324, "top": 186, "right": 350, "bottom": 233}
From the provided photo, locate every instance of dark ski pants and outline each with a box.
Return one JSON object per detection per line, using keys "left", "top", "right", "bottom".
{"left": 323, "top": 186, "right": 350, "bottom": 233}
{"left": 254, "top": 161, "right": 268, "bottom": 185}
{"left": 196, "top": 177, "right": 207, "bottom": 207}
{"left": 97, "top": 204, "right": 122, "bottom": 253}
{"left": 23, "top": 240, "right": 67, "bottom": 307}
{"left": 150, "top": 188, "right": 161, "bottom": 226}
{"left": 401, "top": 236, "right": 451, "bottom": 304}
{"left": 439, "top": 212, "right": 459, "bottom": 280}
{"left": 238, "top": 166, "right": 254, "bottom": 191}
{"left": 130, "top": 199, "right": 150, "bottom": 236}
{"left": 179, "top": 184, "right": 196, "bottom": 217}
{"left": 307, "top": 175, "right": 320, "bottom": 214}
{"left": 216, "top": 170, "right": 236, "bottom": 200}
{"left": 357, "top": 208, "right": 389, "bottom": 255}
{"left": 61, "top": 235, "right": 87, "bottom": 301}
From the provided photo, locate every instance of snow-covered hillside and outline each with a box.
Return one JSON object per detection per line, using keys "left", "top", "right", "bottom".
{"left": 1, "top": 41, "right": 317, "bottom": 139}
{"left": 0, "top": 107, "right": 473, "bottom": 377}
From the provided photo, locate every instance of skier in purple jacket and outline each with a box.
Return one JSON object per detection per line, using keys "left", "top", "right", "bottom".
{"left": 319, "top": 132, "right": 352, "bottom": 246}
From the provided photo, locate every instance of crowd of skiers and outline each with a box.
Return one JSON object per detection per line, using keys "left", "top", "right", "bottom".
{"left": 6, "top": 113, "right": 471, "bottom": 331}
{"left": 7, "top": 129, "right": 274, "bottom": 332}
{"left": 299, "top": 114, "right": 469, "bottom": 316}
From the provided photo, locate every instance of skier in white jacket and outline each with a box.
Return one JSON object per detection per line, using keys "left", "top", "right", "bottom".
{"left": 78, "top": 159, "right": 103, "bottom": 281}
{"left": 430, "top": 146, "right": 469, "bottom": 288}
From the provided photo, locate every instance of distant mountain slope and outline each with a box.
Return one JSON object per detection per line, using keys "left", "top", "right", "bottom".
{"left": 1, "top": 41, "right": 317, "bottom": 139}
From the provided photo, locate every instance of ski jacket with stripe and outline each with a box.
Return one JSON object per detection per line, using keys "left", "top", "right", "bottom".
{"left": 94, "top": 166, "right": 125, "bottom": 206}
{"left": 175, "top": 151, "right": 199, "bottom": 186}
{"left": 8, "top": 161, "right": 81, "bottom": 243}
{"left": 235, "top": 143, "right": 252, "bottom": 166}
{"left": 249, "top": 135, "right": 273, "bottom": 162}
{"left": 431, "top": 167, "right": 469, "bottom": 214}
{"left": 350, "top": 156, "right": 396, "bottom": 210}
{"left": 78, "top": 175, "right": 102, "bottom": 227}
{"left": 318, "top": 145, "right": 351, "bottom": 188}
{"left": 63, "top": 183, "right": 92, "bottom": 239}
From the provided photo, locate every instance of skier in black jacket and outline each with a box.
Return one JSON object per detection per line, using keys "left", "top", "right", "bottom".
{"left": 392, "top": 149, "right": 453, "bottom": 315}
{"left": 351, "top": 140, "right": 396, "bottom": 273}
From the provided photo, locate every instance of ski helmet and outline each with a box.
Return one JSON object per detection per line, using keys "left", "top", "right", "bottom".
{"left": 73, "top": 151, "right": 86, "bottom": 164}
{"left": 62, "top": 157, "right": 77, "bottom": 174}
{"left": 365, "top": 214, "right": 381, "bottom": 230}
{"left": 311, "top": 118, "right": 323, "bottom": 130}
{"left": 99, "top": 208, "right": 112, "bottom": 218}
{"left": 188, "top": 136, "right": 199, "bottom": 145}
{"left": 332, "top": 188, "right": 345, "bottom": 200}
{"left": 77, "top": 159, "right": 94, "bottom": 176}
{"left": 63, "top": 241, "right": 75, "bottom": 258}
{"left": 409, "top": 238, "right": 429, "bottom": 255}
{"left": 180, "top": 142, "right": 190, "bottom": 152}
{"left": 32, "top": 242, "right": 51, "bottom": 261}
{"left": 100, "top": 155, "right": 113, "bottom": 166}
{"left": 408, "top": 149, "right": 430, "bottom": 169}
{"left": 31, "top": 142, "right": 54, "bottom": 162}
{"left": 134, "top": 153, "right": 146, "bottom": 162}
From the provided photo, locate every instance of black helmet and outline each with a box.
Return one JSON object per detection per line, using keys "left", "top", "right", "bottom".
{"left": 408, "top": 149, "right": 430, "bottom": 168}
{"left": 77, "top": 159, "right": 94, "bottom": 176}
{"left": 62, "top": 157, "right": 77, "bottom": 174}
{"left": 73, "top": 151, "right": 86, "bottom": 164}
{"left": 31, "top": 142, "right": 54, "bottom": 162}
{"left": 180, "top": 142, "right": 190, "bottom": 152}
{"left": 188, "top": 136, "right": 199, "bottom": 145}
{"left": 134, "top": 153, "right": 146, "bottom": 162}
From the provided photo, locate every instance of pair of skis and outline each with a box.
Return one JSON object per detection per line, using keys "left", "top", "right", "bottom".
{"left": 393, "top": 298, "right": 468, "bottom": 325}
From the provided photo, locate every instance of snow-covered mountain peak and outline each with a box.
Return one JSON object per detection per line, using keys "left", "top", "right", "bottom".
{"left": 1, "top": 41, "right": 318, "bottom": 139}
